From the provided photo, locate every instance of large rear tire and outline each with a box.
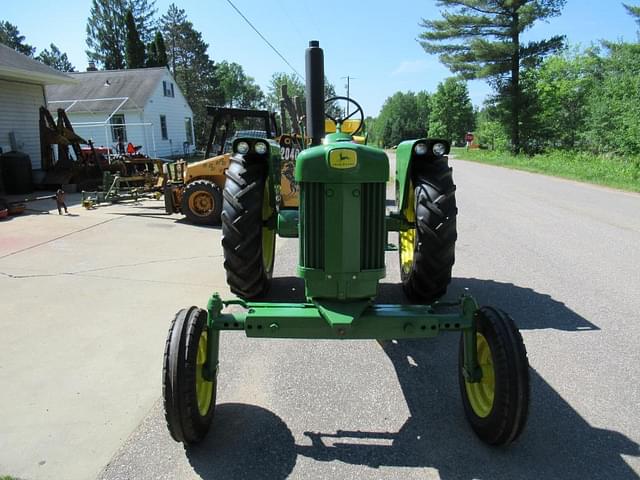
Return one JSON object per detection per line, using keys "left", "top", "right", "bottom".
{"left": 181, "top": 179, "right": 222, "bottom": 225}
{"left": 459, "top": 307, "right": 530, "bottom": 446}
{"left": 222, "top": 154, "right": 276, "bottom": 299}
{"left": 399, "top": 157, "right": 457, "bottom": 303}
{"left": 163, "top": 307, "right": 216, "bottom": 444}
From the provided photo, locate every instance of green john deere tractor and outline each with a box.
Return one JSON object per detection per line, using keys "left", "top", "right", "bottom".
{"left": 162, "top": 41, "right": 529, "bottom": 447}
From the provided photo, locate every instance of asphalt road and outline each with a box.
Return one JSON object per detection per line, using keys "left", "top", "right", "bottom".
{"left": 1, "top": 156, "right": 638, "bottom": 479}
{"left": 97, "top": 157, "right": 640, "bottom": 480}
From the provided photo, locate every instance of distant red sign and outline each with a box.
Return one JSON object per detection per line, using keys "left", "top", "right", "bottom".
{"left": 465, "top": 133, "right": 474, "bottom": 142}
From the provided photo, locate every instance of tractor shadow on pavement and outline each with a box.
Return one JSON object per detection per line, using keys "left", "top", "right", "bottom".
{"left": 446, "top": 277, "right": 600, "bottom": 331}
{"left": 264, "top": 275, "right": 599, "bottom": 332}
{"left": 186, "top": 403, "right": 297, "bottom": 480}
{"left": 297, "top": 338, "right": 639, "bottom": 479}
{"left": 258, "top": 276, "right": 636, "bottom": 479}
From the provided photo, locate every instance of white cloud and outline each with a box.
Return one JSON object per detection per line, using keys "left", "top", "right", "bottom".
{"left": 391, "top": 59, "right": 431, "bottom": 76}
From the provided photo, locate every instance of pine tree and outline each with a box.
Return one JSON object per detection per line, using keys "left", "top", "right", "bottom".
{"left": 125, "top": 9, "right": 146, "bottom": 68}
{"left": 0, "top": 21, "right": 35, "bottom": 56}
{"left": 146, "top": 40, "right": 157, "bottom": 66}
{"left": 624, "top": 3, "right": 640, "bottom": 27}
{"left": 86, "top": 0, "right": 126, "bottom": 69}
{"left": 129, "top": 0, "right": 157, "bottom": 44}
{"left": 155, "top": 31, "right": 167, "bottom": 66}
{"left": 419, "top": 0, "right": 566, "bottom": 153}
{"left": 86, "top": 0, "right": 156, "bottom": 69}
{"left": 160, "top": 4, "right": 217, "bottom": 144}
{"left": 36, "top": 44, "right": 75, "bottom": 72}
{"left": 146, "top": 32, "right": 167, "bottom": 67}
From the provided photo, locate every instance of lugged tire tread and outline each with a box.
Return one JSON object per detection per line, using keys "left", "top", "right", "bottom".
{"left": 402, "top": 157, "right": 457, "bottom": 303}
{"left": 221, "top": 154, "right": 272, "bottom": 298}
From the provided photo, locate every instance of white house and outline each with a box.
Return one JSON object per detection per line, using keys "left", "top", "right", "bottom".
{"left": 46, "top": 67, "right": 195, "bottom": 159}
{"left": 0, "top": 43, "right": 76, "bottom": 171}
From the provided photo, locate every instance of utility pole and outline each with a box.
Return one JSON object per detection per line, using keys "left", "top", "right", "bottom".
{"left": 341, "top": 76, "right": 356, "bottom": 115}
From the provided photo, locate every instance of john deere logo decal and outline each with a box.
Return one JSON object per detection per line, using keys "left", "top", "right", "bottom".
{"left": 329, "top": 149, "right": 357, "bottom": 169}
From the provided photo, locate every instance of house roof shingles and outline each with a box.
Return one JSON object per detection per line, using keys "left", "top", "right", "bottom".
{"left": 46, "top": 67, "right": 169, "bottom": 113}
{"left": 0, "top": 43, "right": 76, "bottom": 85}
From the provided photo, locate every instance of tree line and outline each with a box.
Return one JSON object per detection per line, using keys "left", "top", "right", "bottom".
{"left": 371, "top": 0, "right": 640, "bottom": 163}
{"left": 369, "top": 79, "right": 474, "bottom": 148}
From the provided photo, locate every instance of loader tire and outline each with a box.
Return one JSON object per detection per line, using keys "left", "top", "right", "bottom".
{"left": 221, "top": 154, "right": 275, "bottom": 299}
{"left": 181, "top": 179, "right": 222, "bottom": 225}
{"left": 400, "top": 157, "right": 457, "bottom": 303}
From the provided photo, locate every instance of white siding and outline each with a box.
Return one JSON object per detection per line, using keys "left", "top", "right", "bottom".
{"left": 0, "top": 79, "right": 45, "bottom": 169}
{"left": 142, "top": 72, "right": 195, "bottom": 158}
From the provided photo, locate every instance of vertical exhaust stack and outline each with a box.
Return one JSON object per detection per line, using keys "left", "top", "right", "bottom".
{"left": 305, "top": 40, "right": 325, "bottom": 146}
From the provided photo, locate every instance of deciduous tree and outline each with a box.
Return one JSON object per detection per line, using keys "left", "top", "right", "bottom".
{"left": 213, "top": 61, "right": 264, "bottom": 108}
{"left": 374, "top": 91, "right": 430, "bottom": 147}
{"left": 428, "top": 78, "right": 474, "bottom": 145}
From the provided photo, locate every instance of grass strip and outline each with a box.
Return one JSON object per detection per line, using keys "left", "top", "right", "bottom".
{"left": 452, "top": 148, "right": 640, "bottom": 193}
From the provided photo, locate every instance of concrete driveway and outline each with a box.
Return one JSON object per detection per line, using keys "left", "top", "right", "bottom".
{"left": 0, "top": 194, "right": 231, "bottom": 479}
{"left": 1, "top": 156, "right": 640, "bottom": 479}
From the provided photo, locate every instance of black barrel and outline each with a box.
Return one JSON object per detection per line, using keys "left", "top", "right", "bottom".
{"left": 0, "top": 151, "right": 33, "bottom": 194}
{"left": 305, "top": 40, "right": 325, "bottom": 146}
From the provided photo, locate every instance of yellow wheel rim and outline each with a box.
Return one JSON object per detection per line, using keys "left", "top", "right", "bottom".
{"left": 399, "top": 183, "right": 416, "bottom": 275}
{"left": 261, "top": 179, "right": 275, "bottom": 272}
{"left": 465, "top": 333, "right": 496, "bottom": 418}
{"left": 188, "top": 191, "right": 214, "bottom": 217}
{"left": 195, "top": 330, "right": 213, "bottom": 416}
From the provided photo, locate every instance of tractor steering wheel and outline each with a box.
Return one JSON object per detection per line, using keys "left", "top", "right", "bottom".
{"left": 324, "top": 96, "right": 365, "bottom": 136}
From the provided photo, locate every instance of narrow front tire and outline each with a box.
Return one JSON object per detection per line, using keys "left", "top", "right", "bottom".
{"left": 163, "top": 307, "right": 217, "bottom": 444}
{"left": 459, "top": 307, "right": 530, "bottom": 446}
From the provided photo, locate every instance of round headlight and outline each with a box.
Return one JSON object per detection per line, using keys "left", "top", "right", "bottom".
{"left": 433, "top": 143, "right": 447, "bottom": 157}
{"left": 254, "top": 141, "right": 268, "bottom": 155}
{"left": 236, "top": 141, "right": 250, "bottom": 154}
{"left": 414, "top": 143, "right": 428, "bottom": 155}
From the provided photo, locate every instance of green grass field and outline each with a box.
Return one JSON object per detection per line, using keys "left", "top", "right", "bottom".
{"left": 452, "top": 148, "right": 640, "bottom": 193}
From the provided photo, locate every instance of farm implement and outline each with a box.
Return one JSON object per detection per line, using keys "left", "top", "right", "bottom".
{"left": 162, "top": 41, "right": 529, "bottom": 447}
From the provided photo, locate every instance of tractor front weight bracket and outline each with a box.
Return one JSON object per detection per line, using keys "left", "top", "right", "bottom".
{"left": 204, "top": 293, "right": 483, "bottom": 383}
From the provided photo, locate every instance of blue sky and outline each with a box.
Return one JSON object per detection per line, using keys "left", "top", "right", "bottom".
{"left": 3, "top": 0, "right": 639, "bottom": 116}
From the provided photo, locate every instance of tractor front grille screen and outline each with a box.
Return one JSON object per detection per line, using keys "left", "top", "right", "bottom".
{"left": 301, "top": 182, "right": 325, "bottom": 269}
{"left": 361, "top": 183, "right": 386, "bottom": 270}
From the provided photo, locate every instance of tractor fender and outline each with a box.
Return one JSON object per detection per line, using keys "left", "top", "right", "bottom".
{"left": 394, "top": 138, "right": 451, "bottom": 214}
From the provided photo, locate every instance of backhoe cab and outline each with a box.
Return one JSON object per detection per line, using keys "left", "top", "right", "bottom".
{"left": 163, "top": 106, "right": 278, "bottom": 225}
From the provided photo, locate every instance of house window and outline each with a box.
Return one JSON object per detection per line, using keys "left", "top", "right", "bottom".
{"left": 185, "top": 117, "right": 193, "bottom": 145}
{"left": 110, "top": 114, "right": 127, "bottom": 143}
{"left": 163, "top": 81, "right": 175, "bottom": 98}
{"left": 160, "top": 115, "right": 168, "bottom": 140}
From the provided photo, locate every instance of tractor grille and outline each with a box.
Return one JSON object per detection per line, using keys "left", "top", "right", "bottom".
{"left": 360, "top": 183, "right": 386, "bottom": 270}
{"left": 300, "top": 182, "right": 324, "bottom": 269}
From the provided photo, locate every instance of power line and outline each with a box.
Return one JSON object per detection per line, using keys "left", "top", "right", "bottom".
{"left": 225, "top": 0, "right": 303, "bottom": 80}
